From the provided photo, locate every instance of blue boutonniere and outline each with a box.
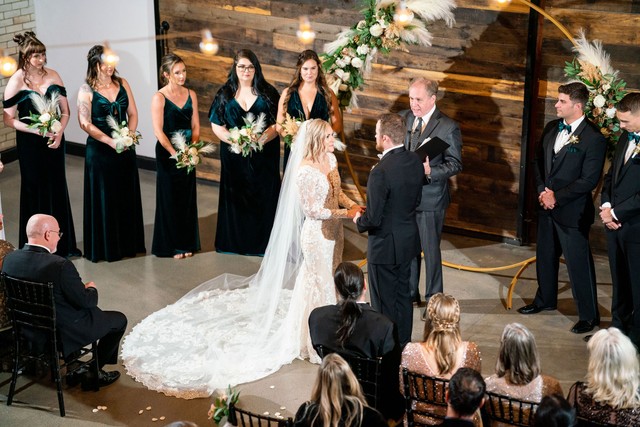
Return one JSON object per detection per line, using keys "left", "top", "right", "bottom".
{"left": 567, "top": 135, "right": 580, "bottom": 153}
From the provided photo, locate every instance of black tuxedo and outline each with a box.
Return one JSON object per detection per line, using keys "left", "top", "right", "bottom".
{"left": 400, "top": 108, "right": 462, "bottom": 299}
{"left": 356, "top": 146, "right": 423, "bottom": 346}
{"left": 308, "top": 303, "right": 403, "bottom": 419}
{"left": 601, "top": 130, "right": 640, "bottom": 345}
{"left": 533, "top": 118, "right": 606, "bottom": 320}
{"left": 2, "top": 245, "right": 127, "bottom": 367}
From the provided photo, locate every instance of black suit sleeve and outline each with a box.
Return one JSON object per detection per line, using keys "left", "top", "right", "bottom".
{"left": 59, "top": 260, "right": 98, "bottom": 310}
{"left": 356, "top": 167, "right": 388, "bottom": 232}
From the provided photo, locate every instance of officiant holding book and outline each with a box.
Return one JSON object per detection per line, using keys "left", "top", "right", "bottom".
{"left": 400, "top": 78, "right": 463, "bottom": 309}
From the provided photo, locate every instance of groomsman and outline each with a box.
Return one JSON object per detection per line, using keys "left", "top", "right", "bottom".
{"left": 400, "top": 78, "right": 463, "bottom": 307}
{"left": 600, "top": 92, "right": 640, "bottom": 347}
{"left": 354, "top": 113, "right": 423, "bottom": 346}
{"left": 519, "top": 82, "right": 606, "bottom": 335}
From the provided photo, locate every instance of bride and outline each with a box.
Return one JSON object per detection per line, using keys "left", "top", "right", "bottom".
{"left": 121, "top": 119, "right": 360, "bottom": 398}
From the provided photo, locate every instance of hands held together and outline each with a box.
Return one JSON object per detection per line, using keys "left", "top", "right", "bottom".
{"left": 347, "top": 205, "right": 365, "bottom": 222}
{"left": 538, "top": 187, "right": 556, "bottom": 210}
{"left": 600, "top": 206, "right": 621, "bottom": 230}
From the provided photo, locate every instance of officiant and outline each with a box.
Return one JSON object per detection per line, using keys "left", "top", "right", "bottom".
{"left": 400, "top": 78, "right": 463, "bottom": 311}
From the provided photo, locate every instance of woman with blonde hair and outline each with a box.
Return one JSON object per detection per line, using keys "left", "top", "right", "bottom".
{"left": 567, "top": 327, "right": 640, "bottom": 425}
{"left": 293, "top": 353, "right": 386, "bottom": 427}
{"left": 485, "top": 323, "right": 562, "bottom": 426}
{"left": 400, "top": 293, "right": 481, "bottom": 425}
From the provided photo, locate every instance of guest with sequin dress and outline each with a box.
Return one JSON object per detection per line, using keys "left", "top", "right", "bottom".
{"left": 567, "top": 328, "right": 640, "bottom": 426}
{"left": 485, "top": 323, "right": 562, "bottom": 427}
{"left": 400, "top": 293, "right": 481, "bottom": 425}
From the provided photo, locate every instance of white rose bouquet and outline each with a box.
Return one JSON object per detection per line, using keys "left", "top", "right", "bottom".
{"left": 106, "top": 115, "right": 142, "bottom": 153}
{"left": 22, "top": 91, "right": 63, "bottom": 145}
{"left": 227, "top": 112, "right": 267, "bottom": 157}
{"left": 280, "top": 113, "right": 304, "bottom": 148}
{"left": 169, "top": 131, "right": 215, "bottom": 173}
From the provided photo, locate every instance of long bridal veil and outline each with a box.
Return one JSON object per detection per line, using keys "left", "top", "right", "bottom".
{"left": 121, "top": 123, "right": 311, "bottom": 399}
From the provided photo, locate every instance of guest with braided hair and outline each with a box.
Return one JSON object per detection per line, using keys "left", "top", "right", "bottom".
{"left": 400, "top": 293, "right": 481, "bottom": 425}
{"left": 309, "top": 261, "right": 403, "bottom": 420}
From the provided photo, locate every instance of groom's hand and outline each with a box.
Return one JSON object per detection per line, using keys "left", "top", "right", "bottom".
{"left": 352, "top": 211, "right": 361, "bottom": 224}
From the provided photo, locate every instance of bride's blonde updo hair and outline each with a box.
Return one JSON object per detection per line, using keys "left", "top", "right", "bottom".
{"left": 423, "top": 293, "right": 462, "bottom": 375}
{"left": 303, "top": 118, "right": 332, "bottom": 163}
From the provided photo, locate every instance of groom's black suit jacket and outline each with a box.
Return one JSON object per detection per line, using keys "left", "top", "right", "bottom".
{"left": 2, "top": 245, "right": 116, "bottom": 356}
{"left": 356, "top": 146, "right": 423, "bottom": 264}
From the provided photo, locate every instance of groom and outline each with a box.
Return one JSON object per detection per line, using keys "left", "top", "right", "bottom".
{"left": 354, "top": 113, "right": 424, "bottom": 346}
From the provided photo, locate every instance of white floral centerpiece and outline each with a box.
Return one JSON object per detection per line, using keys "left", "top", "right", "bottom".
{"left": 564, "top": 31, "right": 627, "bottom": 158}
{"left": 106, "top": 115, "right": 142, "bottom": 153}
{"left": 228, "top": 112, "right": 267, "bottom": 157}
{"left": 22, "top": 92, "right": 63, "bottom": 145}
{"left": 170, "top": 131, "right": 215, "bottom": 173}
{"left": 322, "top": 0, "right": 456, "bottom": 109}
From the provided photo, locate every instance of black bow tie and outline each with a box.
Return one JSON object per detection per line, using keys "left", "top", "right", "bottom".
{"left": 628, "top": 133, "right": 640, "bottom": 144}
{"left": 558, "top": 122, "right": 571, "bottom": 133}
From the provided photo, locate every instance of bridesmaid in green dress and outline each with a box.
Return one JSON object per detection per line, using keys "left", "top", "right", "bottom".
{"left": 77, "top": 45, "right": 145, "bottom": 262}
{"left": 276, "top": 50, "right": 343, "bottom": 170}
{"left": 151, "top": 53, "right": 201, "bottom": 258}
{"left": 2, "top": 32, "right": 80, "bottom": 257}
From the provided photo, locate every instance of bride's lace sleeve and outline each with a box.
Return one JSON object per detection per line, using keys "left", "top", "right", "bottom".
{"left": 297, "top": 167, "right": 346, "bottom": 219}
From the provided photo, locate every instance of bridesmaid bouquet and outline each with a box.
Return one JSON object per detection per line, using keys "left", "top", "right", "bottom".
{"left": 280, "top": 113, "right": 303, "bottom": 148}
{"left": 106, "top": 115, "right": 142, "bottom": 153}
{"left": 22, "top": 92, "right": 62, "bottom": 145}
{"left": 170, "top": 131, "right": 215, "bottom": 173}
{"left": 227, "top": 112, "right": 267, "bottom": 157}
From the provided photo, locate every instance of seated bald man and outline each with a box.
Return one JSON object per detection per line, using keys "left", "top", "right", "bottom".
{"left": 2, "top": 214, "right": 127, "bottom": 389}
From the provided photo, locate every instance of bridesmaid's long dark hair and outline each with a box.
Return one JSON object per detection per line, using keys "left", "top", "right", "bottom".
{"left": 335, "top": 262, "right": 365, "bottom": 348}
{"left": 282, "top": 50, "right": 334, "bottom": 117}
{"left": 211, "top": 49, "right": 278, "bottom": 119}
{"left": 85, "top": 45, "right": 123, "bottom": 90}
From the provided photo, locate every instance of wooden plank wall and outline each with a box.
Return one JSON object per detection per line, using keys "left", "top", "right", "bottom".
{"left": 158, "top": 0, "right": 639, "bottom": 247}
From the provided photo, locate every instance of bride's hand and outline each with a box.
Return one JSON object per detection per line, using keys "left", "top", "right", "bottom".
{"left": 346, "top": 206, "right": 360, "bottom": 218}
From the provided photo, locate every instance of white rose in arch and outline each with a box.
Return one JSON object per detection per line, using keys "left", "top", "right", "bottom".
{"left": 593, "top": 94, "right": 606, "bottom": 108}
{"left": 351, "top": 57, "right": 364, "bottom": 69}
{"left": 369, "top": 24, "right": 383, "bottom": 37}
{"left": 606, "top": 107, "right": 617, "bottom": 118}
{"left": 602, "top": 83, "right": 611, "bottom": 92}
{"left": 50, "top": 120, "right": 62, "bottom": 134}
{"left": 335, "top": 57, "right": 347, "bottom": 68}
{"left": 39, "top": 112, "right": 51, "bottom": 123}
{"left": 356, "top": 45, "right": 370, "bottom": 56}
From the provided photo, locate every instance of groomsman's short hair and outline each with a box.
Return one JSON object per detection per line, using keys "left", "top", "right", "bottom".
{"left": 617, "top": 93, "right": 640, "bottom": 114}
{"left": 378, "top": 113, "right": 406, "bottom": 146}
{"left": 558, "top": 82, "right": 589, "bottom": 109}
{"left": 410, "top": 77, "right": 439, "bottom": 98}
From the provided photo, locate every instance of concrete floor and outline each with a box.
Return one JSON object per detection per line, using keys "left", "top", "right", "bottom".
{"left": 0, "top": 154, "right": 612, "bottom": 426}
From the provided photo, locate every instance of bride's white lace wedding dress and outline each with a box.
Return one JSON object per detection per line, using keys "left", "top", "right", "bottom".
{"left": 121, "top": 122, "right": 357, "bottom": 398}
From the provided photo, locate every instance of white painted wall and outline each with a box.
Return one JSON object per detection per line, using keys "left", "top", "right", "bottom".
{"left": 34, "top": 0, "right": 157, "bottom": 158}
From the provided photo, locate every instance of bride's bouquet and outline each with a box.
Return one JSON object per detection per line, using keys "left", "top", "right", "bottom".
{"left": 170, "top": 131, "right": 215, "bottom": 173}
{"left": 227, "top": 112, "right": 267, "bottom": 157}
{"left": 22, "top": 92, "right": 63, "bottom": 145}
{"left": 106, "top": 115, "right": 142, "bottom": 153}
{"left": 280, "top": 113, "right": 303, "bottom": 148}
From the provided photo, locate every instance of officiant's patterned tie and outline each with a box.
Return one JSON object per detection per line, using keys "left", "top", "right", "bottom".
{"left": 410, "top": 117, "right": 424, "bottom": 151}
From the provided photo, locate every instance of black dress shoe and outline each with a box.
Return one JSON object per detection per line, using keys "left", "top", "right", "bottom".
{"left": 413, "top": 300, "right": 426, "bottom": 308}
{"left": 66, "top": 367, "right": 88, "bottom": 387}
{"left": 81, "top": 370, "right": 121, "bottom": 391}
{"left": 517, "top": 304, "right": 556, "bottom": 315}
{"left": 571, "top": 319, "right": 600, "bottom": 334}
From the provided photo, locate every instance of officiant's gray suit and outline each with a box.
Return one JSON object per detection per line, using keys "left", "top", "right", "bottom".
{"left": 400, "top": 108, "right": 462, "bottom": 300}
